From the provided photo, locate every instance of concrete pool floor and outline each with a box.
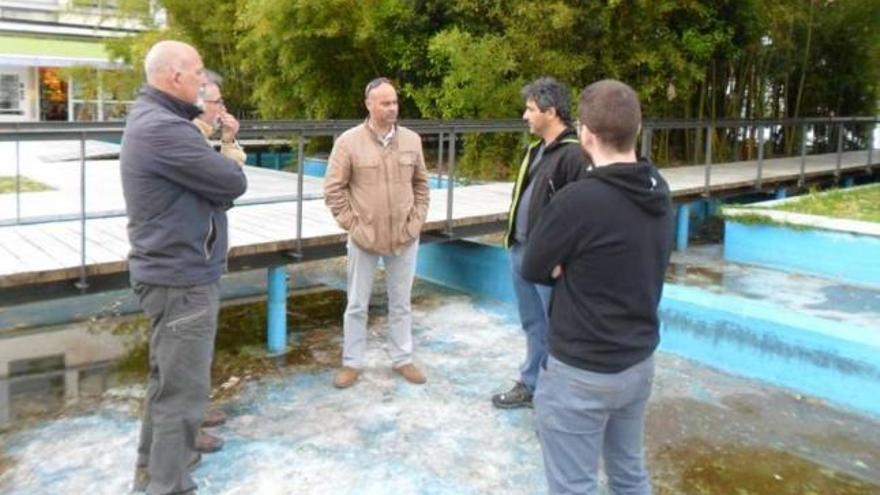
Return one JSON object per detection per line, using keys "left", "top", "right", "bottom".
{"left": 1, "top": 268, "right": 879, "bottom": 494}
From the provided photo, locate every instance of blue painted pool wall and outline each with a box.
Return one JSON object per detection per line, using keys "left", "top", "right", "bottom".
{"left": 724, "top": 220, "right": 880, "bottom": 287}
{"left": 416, "top": 239, "right": 880, "bottom": 417}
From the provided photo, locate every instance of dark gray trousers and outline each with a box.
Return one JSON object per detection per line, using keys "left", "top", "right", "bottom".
{"left": 133, "top": 282, "right": 220, "bottom": 495}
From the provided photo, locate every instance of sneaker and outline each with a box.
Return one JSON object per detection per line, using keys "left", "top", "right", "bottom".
{"left": 393, "top": 364, "right": 426, "bottom": 384}
{"left": 202, "top": 408, "right": 227, "bottom": 428}
{"left": 195, "top": 431, "right": 225, "bottom": 453}
{"left": 333, "top": 367, "right": 360, "bottom": 389}
{"left": 492, "top": 382, "right": 533, "bottom": 409}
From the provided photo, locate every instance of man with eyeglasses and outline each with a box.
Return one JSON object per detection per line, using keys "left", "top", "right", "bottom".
{"left": 121, "top": 40, "right": 247, "bottom": 495}
{"left": 324, "top": 77, "right": 430, "bottom": 389}
{"left": 192, "top": 70, "right": 245, "bottom": 166}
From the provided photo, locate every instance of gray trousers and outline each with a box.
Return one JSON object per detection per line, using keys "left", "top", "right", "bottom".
{"left": 343, "top": 238, "right": 418, "bottom": 369}
{"left": 134, "top": 282, "right": 220, "bottom": 495}
{"left": 535, "top": 354, "right": 655, "bottom": 495}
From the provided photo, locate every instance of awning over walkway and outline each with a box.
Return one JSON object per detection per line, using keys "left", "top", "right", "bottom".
{"left": 0, "top": 34, "right": 120, "bottom": 68}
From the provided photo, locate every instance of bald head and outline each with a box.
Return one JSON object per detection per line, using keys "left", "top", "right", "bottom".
{"left": 144, "top": 40, "right": 206, "bottom": 104}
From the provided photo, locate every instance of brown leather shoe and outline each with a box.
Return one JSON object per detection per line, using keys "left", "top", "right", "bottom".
{"left": 202, "top": 408, "right": 227, "bottom": 428}
{"left": 393, "top": 364, "right": 426, "bottom": 384}
{"left": 333, "top": 367, "right": 360, "bottom": 389}
{"left": 195, "top": 430, "right": 224, "bottom": 453}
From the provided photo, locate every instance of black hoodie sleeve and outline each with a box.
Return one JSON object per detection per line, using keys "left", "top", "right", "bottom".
{"left": 521, "top": 185, "right": 585, "bottom": 285}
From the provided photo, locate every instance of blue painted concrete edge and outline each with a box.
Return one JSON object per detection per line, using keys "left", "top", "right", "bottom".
{"left": 416, "top": 240, "right": 880, "bottom": 417}
{"left": 724, "top": 220, "right": 880, "bottom": 288}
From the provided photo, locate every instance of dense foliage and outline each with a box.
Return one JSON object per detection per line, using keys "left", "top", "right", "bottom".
{"left": 106, "top": 0, "right": 879, "bottom": 176}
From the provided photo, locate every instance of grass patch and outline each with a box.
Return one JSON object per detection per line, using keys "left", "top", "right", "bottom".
{"left": 0, "top": 176, "right": 52, "bottom": 193}
{"left": 775, "top": 185, "right": 880, "bottom": 223}
{"left": 721, "top": 212, "right": 811, "bottom": 231}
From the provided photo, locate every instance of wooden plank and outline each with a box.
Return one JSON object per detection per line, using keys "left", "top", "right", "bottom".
{"left": 1, "top": 150, "right": 876, "bottom": 288}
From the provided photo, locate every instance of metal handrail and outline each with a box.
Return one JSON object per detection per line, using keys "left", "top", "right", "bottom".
{"left": 1, "top": 116, "right": 877, "bottom": 292}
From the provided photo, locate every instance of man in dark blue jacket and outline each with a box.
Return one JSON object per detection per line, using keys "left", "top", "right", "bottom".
{"left": 493, "top": 77, "right": 590, "bottom": 409}
{"left": 523, "top": 80, "right": 674, "bottom": 494}
{"left": 121, "top": 40, "right": 247, "bottom": 495}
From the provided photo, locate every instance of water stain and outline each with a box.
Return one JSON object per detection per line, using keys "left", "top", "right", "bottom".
{"left": 112, "top": 287, "right": 348, "bottom": 398}
{"left": 665, "top": 263, "right": 725, "bottom": 287}
{"left": 0, "top": 450, "right": 11, "bottom": 478}
{"left": 799, "top": 432, "right": 880, "bottom": 470}
{"left": 654, "top": 439, "right": 878, "bottom": 495}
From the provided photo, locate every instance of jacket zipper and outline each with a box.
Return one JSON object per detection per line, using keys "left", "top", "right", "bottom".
{"left": 203, "top": 213, "right": 215, "bottom": 260}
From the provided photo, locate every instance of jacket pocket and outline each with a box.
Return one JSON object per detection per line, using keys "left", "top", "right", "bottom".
{"left": 353, "top": 162, "right": 380, "bottom": 185}
{"left": 167, "top": 308, "right": 211, "bottom": 341}
{"left": 397, "top": 151, "right": 417, "bottom": 183}
{"left": 203, "top": 212, "right": 217, "bottom": 260}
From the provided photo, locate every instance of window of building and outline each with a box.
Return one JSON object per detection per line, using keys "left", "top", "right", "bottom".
{"left": 0, "top": 73, "right": 22, "bottom": 115}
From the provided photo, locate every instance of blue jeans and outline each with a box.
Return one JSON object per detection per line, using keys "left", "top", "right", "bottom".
{"left": 535, "top": 355, "right": 655, "bottom": 495}
{"left": 509, "top": 243, "right": 553, "bottom": 392}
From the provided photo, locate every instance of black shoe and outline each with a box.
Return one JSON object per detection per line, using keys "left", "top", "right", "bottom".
{"left": 492, "top": 382, "right": 533, "bottom": 409}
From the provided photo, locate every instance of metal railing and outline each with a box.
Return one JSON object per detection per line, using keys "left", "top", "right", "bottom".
{"left": 636, "top": 116, "right": 878, "bottom": 196}
{"left": 0, "top": 117, "right": 877, "bottom": 291}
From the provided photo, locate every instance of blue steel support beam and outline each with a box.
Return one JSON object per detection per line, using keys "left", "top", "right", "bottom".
{"left": 267, "top": 266, "right": 288, "bottom": 353}
{"left": 676, "top": 203, "right": 691, "bottom": 252}
{"left": 775, "top": 187, "right": 787, "bottom": 200}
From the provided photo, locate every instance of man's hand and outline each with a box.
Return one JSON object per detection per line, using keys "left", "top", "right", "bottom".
{"left": 219, "top": 111, "right": 240, "bottom": 143}
{"left": 551, "top": 265, "right": 563, "bottom": 279}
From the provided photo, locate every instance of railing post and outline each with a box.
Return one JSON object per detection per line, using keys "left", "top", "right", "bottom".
{"left": 0, "top": 377, "right": 9, "bottom": 427}
{"left": 75, "top": 133, "right": 88, "bottom": 291}
{"left": 437, "top": 131, "right": 445, "bottom": 188}
{"left": 266, "top": 266, "right": 288, "bottom": 354}
{"left": 703, "top": 124, "right": 713, "bottom": 197}
{"left": 14, "top": 138, "right": 20, "bottom": 224}
{"left": 640, "top": 125, "right": 652, "bottom": 161}
{"left": 835, "top": 121, "right": 843, "bottom": 179}
{"left": 799, "top": 123, "right": 807, "bottom": 187}
{"left": 295, "top": 133, "right": 305, "bottom": 256}
{"left": 676, "top": 203, "right": 690, "bottom": 252}
{"left": 866, "top": 121, "right": 873, "bottom": 173}
{"left": 756, "top": 124, "right": 765, "bottom": 190}
{"left": 445, "top": 129, "right": 456, "bottom": 236}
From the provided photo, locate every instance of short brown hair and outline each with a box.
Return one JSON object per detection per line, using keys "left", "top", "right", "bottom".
{"left": 578, "top": 79, "right": 641, "bottom": 153}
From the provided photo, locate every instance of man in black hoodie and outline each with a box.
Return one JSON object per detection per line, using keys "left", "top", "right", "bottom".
{"left": 522, "top": 80, "right": 673, "bottom": 494}
{"left": 493, "top": 77, "right": 590, "bottom": 409}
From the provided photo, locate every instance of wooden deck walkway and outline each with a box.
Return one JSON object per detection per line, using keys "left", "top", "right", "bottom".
{"left": 0, "top": 149, "right": 875, "bottom": 300}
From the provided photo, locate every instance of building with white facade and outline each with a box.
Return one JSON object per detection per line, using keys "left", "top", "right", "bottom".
{"left": 0, "top": 0, "right": 160, "bottom": 122}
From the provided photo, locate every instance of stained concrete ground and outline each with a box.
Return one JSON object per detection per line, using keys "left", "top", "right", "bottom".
{"left": 666, "top": 244, "right": 880, "bottom": 330}
{"left": 1, "top": 253, "right": 879, "bottom": 494}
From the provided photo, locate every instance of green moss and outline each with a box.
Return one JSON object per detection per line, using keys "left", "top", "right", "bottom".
{"left": 657, "top": 439, "right": 878, "bottom": 495}
{"left": 108, "top": 288, "right": 347, "bottom": 398}
{"left": 722, "top": 212, "right": 811, "bottom": 231}
{"left": 0, "top": 176, "right": 52, "bottom": 193}
{"left": 775, "top": 185, "right": 880, "bottom": 223}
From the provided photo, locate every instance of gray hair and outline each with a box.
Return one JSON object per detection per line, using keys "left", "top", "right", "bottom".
{"left": 521, "top": 77, "right": 572, "bottom": 125}
{"left": 364, "top": 77, "right": 393, "bottom": 99}
{"left": 204, "top": 69, "right": 223, "bottom": 87}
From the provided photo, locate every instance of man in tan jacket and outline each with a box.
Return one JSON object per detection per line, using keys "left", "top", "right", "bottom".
{"left": 324, "top": 77, "right": 430, "bottom": 388}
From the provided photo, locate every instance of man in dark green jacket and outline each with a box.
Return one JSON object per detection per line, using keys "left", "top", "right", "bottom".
{"left": 493, "top": 77, "right": 591, "bottom": 409}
